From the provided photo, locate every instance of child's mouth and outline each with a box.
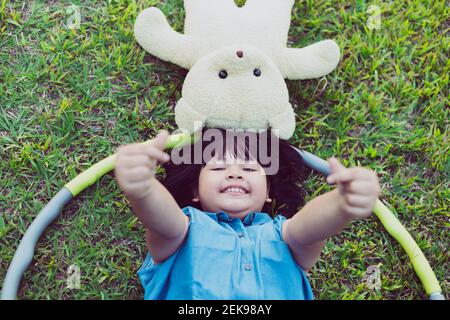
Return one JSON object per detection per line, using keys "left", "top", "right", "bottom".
{"left": 220, "top": 187, "right": 249, "bottom": 196}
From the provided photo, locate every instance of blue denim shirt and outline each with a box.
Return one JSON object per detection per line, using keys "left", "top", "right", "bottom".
{"left": 138, "top": 206, "right": 314, "bottom": 300}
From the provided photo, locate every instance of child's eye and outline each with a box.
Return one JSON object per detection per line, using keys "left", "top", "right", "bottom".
{"left": 243, "top": 168, "right": 257, "bottom": 172}
{"left": 211, "top": 167, "right": 225, "bottom": 171}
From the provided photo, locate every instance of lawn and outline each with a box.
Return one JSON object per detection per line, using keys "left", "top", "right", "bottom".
{"left": 0, "top": 0, "right": 448, "bottom": 299}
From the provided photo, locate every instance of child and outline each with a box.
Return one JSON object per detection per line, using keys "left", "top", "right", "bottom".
{"left": 114, "top": 128, "right": 380, "bottom": 299}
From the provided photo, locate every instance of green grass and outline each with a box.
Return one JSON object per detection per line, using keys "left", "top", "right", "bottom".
{"left": 0, "top": 0, "right": 448, "bottom": 300}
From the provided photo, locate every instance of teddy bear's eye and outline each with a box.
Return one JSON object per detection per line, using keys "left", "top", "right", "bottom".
{"left": 219, "top": 70, "right": 228, "bottom": 79}
{"left": 253, "top": 68, "right": 262, "bottom": 77}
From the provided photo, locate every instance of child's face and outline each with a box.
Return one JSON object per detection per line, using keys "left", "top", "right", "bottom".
{"left": 195, "top": 151, "right": 269, "bottom": 218}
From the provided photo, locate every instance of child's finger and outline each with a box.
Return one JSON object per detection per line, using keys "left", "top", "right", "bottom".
{"left": 120, "top": 155, "right": 154, "bottom": 169}
{"left": 331, "top": 167, "right": 370, "bottom": 183}
{"left": 143, "top": 147, "right": 170, "bottom": 163}
{"left": 343, "top": 194, "right": 371, "bottom": 208}
{"left": 327, "top": 158, "right": 348, "bottom": 184}
{"left": 327, "top": 171, "right": 353, "bottom": 184}
{"left": 152, "top": 130, "right": 170, "bottom": 151}
{"left": 122, "top": 166, "right": 154, "bottom": 182}
{"left": 345, "top": 180, "right": 377, "bottom": 196}
{"left": 328, "top": 157, "right": 346, "bottom": 174}
{"left": 327, "top": 168, "right": 359, "bottom": 184}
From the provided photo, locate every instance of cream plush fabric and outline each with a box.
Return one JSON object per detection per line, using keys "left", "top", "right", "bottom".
{"left": 134, "top": 0, "right": 340, "bottom": 139}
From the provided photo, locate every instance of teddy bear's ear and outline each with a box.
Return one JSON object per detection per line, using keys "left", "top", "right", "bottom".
{"left": 134, "top": 7, "right": 196, "bottom": 69}
{"left": 276, "top": 40, "right": 340, "bottom": 80}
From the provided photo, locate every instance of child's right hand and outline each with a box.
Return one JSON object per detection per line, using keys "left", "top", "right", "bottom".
{"left": 115, "top": 130, "right": 171, "bottom": 200}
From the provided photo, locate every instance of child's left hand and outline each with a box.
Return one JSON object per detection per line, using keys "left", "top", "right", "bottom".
{"left": 326, "top": 157, "right": 380, "bottom": 219}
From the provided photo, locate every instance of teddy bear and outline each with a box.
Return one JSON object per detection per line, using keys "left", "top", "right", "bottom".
{"left": 134, "top": 0, "right": 340, "bottom": 139}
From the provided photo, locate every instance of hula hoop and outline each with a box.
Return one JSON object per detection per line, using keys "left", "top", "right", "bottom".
{"left": 1, "top": 134, "right": 444, "bottom": 300}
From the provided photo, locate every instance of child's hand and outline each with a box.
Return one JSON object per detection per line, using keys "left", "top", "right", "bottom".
{"left": 326, "top": 157, "right": 380, "bottom": 219}
{"left": 115, "top": 130, "right": 171, "bottom": 200}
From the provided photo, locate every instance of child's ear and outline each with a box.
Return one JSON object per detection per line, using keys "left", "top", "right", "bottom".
{"left": 266, "top": 180, "right": 272, "bottom": 201}
{"left": 192, "top": 188, "right": 200, "bottom": 202}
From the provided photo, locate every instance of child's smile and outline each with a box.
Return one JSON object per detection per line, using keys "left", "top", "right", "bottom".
{"left": 220, "top": 184, "right": 250, "bottom": 195}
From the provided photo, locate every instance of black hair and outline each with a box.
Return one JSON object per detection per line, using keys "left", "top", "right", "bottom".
{"left": 160, "top": 127, "right": 312, "bottom": 218}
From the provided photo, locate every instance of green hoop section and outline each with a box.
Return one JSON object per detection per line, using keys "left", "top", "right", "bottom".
{"left": 373, "top": 200, "right": 442, "bottom": 297}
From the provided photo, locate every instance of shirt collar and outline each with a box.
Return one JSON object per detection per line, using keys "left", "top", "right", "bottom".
{"left": 215, "top": 210, "right": 271, "bottom": 226}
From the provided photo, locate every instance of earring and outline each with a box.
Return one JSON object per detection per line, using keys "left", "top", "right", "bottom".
{"left": 266, "top": 198, "right": 272, "bottom": 203}
{"left": 192, "top": 197, "right": 199, "bottom": 202}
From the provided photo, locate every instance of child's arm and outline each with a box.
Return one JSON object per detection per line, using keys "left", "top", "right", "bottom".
{"left": 282, "top": 158, "right": 380, "bottom": 271}
{"left": 115, "top": 130, "right": 189, "bottom": 263}
{"left": 131, "top": 178, "right": 189, "bottom": 263}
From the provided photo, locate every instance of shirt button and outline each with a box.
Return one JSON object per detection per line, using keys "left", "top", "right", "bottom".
{"left": 238, "top": 232, "right": 245, "bottom": 238}
{"left": 244, "top": 264, "right": 252, "bottom": 271}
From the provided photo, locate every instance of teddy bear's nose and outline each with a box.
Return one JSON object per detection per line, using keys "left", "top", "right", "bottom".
{"left": 236, "top": 50, "right": 244, "bottom": 58}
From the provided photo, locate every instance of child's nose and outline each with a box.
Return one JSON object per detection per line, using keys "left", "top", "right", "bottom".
{"left": 227, "top": 172, "right": 243, "bottom": 180}
{"left": 226, "top": 167, "right": 243, "bottom": 180}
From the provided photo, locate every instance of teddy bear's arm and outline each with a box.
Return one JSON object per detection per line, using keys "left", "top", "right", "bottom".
{"left": 174, "top": 98, "right": 207, "bottom": 134}
{"left": 276, "top": 39, "right": 340, "bottom": 80}
{"left": 134, "top": 7, "right": 196, "bottom": 69}
{"left": 268, "top": 103, "right": 296, "bottom": 140}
